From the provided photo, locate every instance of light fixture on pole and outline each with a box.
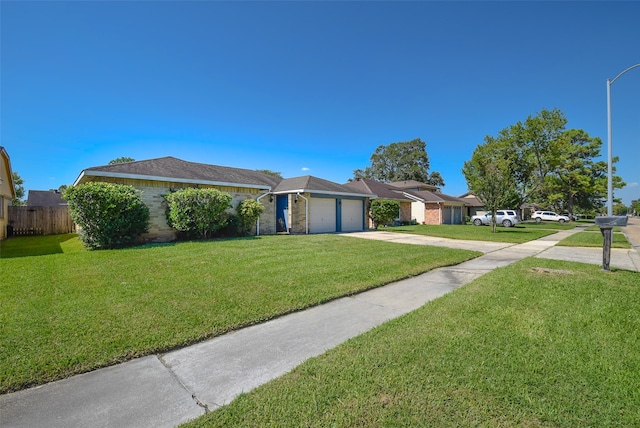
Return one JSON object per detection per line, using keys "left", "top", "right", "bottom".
{"left": 606, "top": 63, "right": 640, "bottom": 216}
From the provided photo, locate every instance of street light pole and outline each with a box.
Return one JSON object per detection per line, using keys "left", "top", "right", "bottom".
{"left": 606, "top": 63, "right": 640, "bottom": 216}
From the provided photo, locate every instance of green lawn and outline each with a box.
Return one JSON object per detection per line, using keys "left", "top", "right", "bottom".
{"left": 518, "top": 220, "right": 578, "bottom": 230}
{"left": 557, "top": 231, "right": 631, "bottom": 248}
{"left": 0, "top": 233, "right": 85, "bottom": 258}
{"left": 389, "top": 224, "right": 558, "bottom": 243}
{"left": 0, "top": 234, "right": 479, "bottom": 394}
{"left": 184, "top": 258, "right": 640, "bottom": 428}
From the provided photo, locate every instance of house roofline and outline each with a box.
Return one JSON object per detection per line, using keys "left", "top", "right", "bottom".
{"left": 73, "top": 170, "right": 272, "bottom": 191}
{"left": 271, "top": 188, "right": 376, "bottom": 198}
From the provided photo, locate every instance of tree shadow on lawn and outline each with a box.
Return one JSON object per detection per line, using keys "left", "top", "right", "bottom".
{"left": 0, "top": 234, "right": 79, "bottom": 259}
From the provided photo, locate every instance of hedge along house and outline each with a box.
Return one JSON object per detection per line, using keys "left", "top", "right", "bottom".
{"left": 73, "top": 156, "right": 373, "bottom": 241}
{"left": 343, "top": 178, "right": 414, "bottom": 227}
{"left": 73, "top": 157, "right": 281, "bottom": 242}
{"left": 270, "top": 175, "right": 374, "bottom": 234}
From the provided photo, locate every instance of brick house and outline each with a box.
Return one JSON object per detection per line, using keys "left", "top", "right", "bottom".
{"left": 73, "top": 156, "right": 372, "bottom": 242}
{"left": 343, "top": 178, "right": 414, "bottom": 227}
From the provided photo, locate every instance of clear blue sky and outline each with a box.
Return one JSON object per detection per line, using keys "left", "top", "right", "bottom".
{"left": 2, "top": 1, "right": 639, "bottom": 205}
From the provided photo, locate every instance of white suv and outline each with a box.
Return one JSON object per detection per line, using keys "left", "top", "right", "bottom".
{"left": 471, "top": 210, "right": 521, "bottom": 227}
{"left": 531, "top": 211, "right": 570, "bottom": 223}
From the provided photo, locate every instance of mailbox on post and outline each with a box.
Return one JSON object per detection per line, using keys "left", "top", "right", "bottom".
{"left": 595, "top": 216, "right": 628, "bottom": 271}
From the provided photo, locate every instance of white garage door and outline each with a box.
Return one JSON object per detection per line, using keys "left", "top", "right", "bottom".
{"left": 310, "top": 198, "right": 336, "bottom": 233}
{"left": 341, "top": 199, "right": 364, "bottom": 232}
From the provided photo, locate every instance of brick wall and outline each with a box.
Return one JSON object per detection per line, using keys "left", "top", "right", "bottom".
{"left": 399, "top": 201, "right": 412, "bottom": 223}
{"left": 81, "top": 177, "right": 275, "bottom": 242}
{"left": 289, "top": 193, "right": 309, "bottom": 234}
{"left": 423, "top": 204, "right": 441, "bottom": 225}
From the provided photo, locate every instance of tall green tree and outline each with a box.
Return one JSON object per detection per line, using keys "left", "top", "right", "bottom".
{"left": 354, "top": 138, "right": 444, "bottom": 187}
{"left": 108, "top": 157, "right": 135, "bottom": 165}
{"left": 465, "top": 108, "right": 625, "bottom": 218}
{"left": 11, "top": 172, "right": 25, "bottom": 205}
{"left": 463, "top": 138, "right": 519, "bottom": 232}
{"left": 539, "top": 129, "right": 618, "bottom": 217}
{"left": 255, "top": 169, "right": 282, "bottom": 178}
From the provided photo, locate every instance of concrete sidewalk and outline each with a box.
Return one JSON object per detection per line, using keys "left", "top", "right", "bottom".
{"left": 2, "top": 226, "right": 638, "bottom": 428}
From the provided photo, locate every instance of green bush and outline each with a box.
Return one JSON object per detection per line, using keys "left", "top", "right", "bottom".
{"left": 64, "top": 182, "right": 150, "bottom": 249}
{"left": 370, "top": 199, "right": 400, "bottom": 230}
{"left": 165, "top": 188, "right": 233, "bottom": 239}
{"left": 237, "top": 199, "right": 265, "bottom": 235}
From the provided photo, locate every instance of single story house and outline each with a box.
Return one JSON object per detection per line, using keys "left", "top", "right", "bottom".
{"left": 404, "top": 188, "right": 468, "bottom": 225}
{"left": 73, "top": 156, "right": 373, "bottom": 242}
{"left": 458, "top": 192, "right": 485, "bottom": 218}
{"left": 0, "top": 147, "right": 17, "bottom": 240}
{"left": 387, "top": 180, "right": 440, "bottom": 193}
{"left": 343, "top": 178, "right": 414, "bottom": 227}
{"left": 27, "top": 190, "right": 68, "bottom": 207}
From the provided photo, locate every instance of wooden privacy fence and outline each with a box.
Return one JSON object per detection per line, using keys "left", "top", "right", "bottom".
{"left": 8, "top": 206, "right": 75, "bottom": 236}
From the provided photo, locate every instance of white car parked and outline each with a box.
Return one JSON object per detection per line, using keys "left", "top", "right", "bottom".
{"left": 531, "top": 211, "right": 570, "bottom": 223}
{"left": 471, "top": 210, "right": 521, "bottom": 227}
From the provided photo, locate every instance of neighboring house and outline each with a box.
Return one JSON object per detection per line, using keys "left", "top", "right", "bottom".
{"left": 0, "top": 147, "right": 17, "bottom": 240}
{"left": 458, "top": 192, "right": 485, "bottom": 218}
{"left": 387, "top": 180, "right": 440, "bottom": 193}
{"left": 345, "top": 178, "right": 467, "bottom": 226}
{"left": 404, "top": 189, "right": 468, "bottom": 225}
{"left": 73, "top": 156, "right": 373, "bottom": 242}
{"left": 344, "top": 178, "right": 414, "bottom": 227}
{"left": 27, "top": 190, "right": 68, "bottom": 207}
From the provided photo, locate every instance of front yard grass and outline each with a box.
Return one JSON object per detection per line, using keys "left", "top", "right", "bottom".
{"left": 0, "top": 234, "right": 479, "bottom": 394}
{"left": 184, "top": 258, "right": 640, "bottom": 427}
{"left": 557, "top": 231, "right": 631, "bottom": 248}
{"left": 518, "top": 220, "right": 578, "bottom": 230}
{"left": 390, "top": 224, "right": 558, "bottom": 243}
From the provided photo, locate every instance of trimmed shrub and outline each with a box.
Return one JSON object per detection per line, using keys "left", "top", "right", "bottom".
{"left": 237, "top": 199, "right": 265, "bottom": 235}
{"left": 165, "top": 188, "right": 233, "bottom": 239}
{"left": 64, "top": 182, "right": 150, "bottom": 249}
{"left": 370, "top": 199, "right": 400, "bottom": 230}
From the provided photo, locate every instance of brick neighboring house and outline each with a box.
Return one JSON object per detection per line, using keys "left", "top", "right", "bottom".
{"left": 363, "top": 179, "right": 468, "bottom": 225}
{"left": 404, "top": 189, "right": 468, "bottom": 225}
{"left": 344, "top": 178, "right": 414, "bottom": 227}
{"left": 0, "top": 147, "right": 17, "bottom": 240}
{"left": 73, "top": 156, "right": 372, "bottom": 242}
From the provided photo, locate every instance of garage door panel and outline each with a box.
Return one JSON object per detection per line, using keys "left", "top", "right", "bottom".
{"left": 341, "top": 199, "right": 363, "bottom": 232}
{"left": 310, "top": 198, "right": 336, "bottom": 233}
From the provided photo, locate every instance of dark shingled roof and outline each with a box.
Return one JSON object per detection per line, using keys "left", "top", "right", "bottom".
{"left": 274, "top": 176, "right": 374, "bottom": 196}
{"left": 78, "top": 156, "right": 282, "bottom": 189}
{"left": 27, "top": 190, "right": 67, "bottom": 206}
{"left": 458, "top": 194, "right": 484, "bottom": 207}
{"left": 387, "top": 180, "right": 439, "bottom": 192}
{"left": 406, "top": 190, "right": 468, "bottom": 204}
{"left": 343, "top": 178, "right": 410, "bottom": 201}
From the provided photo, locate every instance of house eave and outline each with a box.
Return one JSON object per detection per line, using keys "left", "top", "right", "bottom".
{"left": 272, "top": 188, "right": 375, "bottom": 198}
{"left": 73, "top": 170, "right": 272, "bottom": 191}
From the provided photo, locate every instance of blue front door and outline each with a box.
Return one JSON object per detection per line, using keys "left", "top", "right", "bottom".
{"left": 276, "top": 195, "right": 288, "bottom": 232}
